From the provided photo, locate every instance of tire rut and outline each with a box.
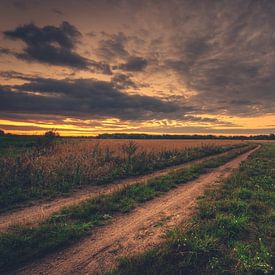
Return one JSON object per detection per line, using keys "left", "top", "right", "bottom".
{"left": 14, "top": 146, "right": 260, "bottom": 275}
{"left": 0, "top": 149, "right": 242, "bottom": 232}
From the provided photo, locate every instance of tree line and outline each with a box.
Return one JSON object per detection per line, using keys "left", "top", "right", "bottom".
{"left": 97, "top": 133, "right": 275, "bottom": 140}
{"left": 1, "top": 129, "right": 274, "bottom": 140}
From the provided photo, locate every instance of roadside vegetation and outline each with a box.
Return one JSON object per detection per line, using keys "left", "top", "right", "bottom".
{"left": 112, "top": 144, "right": 274, "bottom": 275}
{"left": 0, "top": 135, "right": 37, "bottom": 157}
{"left": 0, "top": 138, "right": 245, "bottom": 212}
{"left": 0, "top": 130, "right": 61, "bottom": 158}
{"left": 0, "top": 145, "right": 255, "bottom": 272}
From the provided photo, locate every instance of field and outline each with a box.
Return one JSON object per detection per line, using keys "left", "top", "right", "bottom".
{"left": 0, "top": 137, "right": 273, "bottom": 274}
{"left": 0, "top": 137, "right": 245, "bottom": 212}
{"left": 0, "top": 136, "right": 244, "bottom": 156}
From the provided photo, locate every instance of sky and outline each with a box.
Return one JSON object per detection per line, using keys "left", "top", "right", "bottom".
{"left": 0, "top": 0, "right": 274, "bottom": 136}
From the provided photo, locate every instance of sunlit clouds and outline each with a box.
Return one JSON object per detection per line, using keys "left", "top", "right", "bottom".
{"left": 0, "top": 0, "right": 274, "bottom": 135}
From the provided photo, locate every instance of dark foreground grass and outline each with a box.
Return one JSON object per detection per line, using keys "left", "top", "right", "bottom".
{"left": 111, "top": 144, "right": 274, "bottom": 275}
{"left": 0, "top": 145, "right": 255, "bottom": 272}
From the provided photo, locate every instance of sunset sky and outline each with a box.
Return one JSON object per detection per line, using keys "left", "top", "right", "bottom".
{"left": 0, "top": 0, "right": 274, "bottom": 136}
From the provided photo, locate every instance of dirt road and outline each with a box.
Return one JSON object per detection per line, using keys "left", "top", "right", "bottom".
{"left": 0, "top": 149, "right": 240, "bottom": 232}
{"left": 14, "top": 146, "right": 259, "bottom": 275}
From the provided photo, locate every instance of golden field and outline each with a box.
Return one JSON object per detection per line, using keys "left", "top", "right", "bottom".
{"left": 0, "top": 138, "right": 246, "bottom": 210}
{"left": 67, "top": 139, "right": 246, "bottom": 154}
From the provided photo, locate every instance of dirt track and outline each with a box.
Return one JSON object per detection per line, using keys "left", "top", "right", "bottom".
{"left": 0, "top": 149, "right": 240, "bottom": 232}
{"left": 14, "top": 146, "right": 259, "bottom": 275}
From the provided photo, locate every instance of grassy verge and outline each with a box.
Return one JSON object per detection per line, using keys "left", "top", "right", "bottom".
{"left": 0, "top": 145, "right": 255, "bottom": 272}
{"left": 111, "top": 144, "right": 274, "bottom": 275}
{"left": 0, "top": 142, "right": 246, "bottom": 213}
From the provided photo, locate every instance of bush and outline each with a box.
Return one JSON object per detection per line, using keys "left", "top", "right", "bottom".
{"left": 36, "top": 130, "right": 60, "bottom": 150}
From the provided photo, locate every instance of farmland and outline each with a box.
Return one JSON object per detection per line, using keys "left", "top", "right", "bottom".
{"left": 0, "top": 137, "right": 273, "bottom": 274}
{"left": 0, "top": 137, "right": 245, "bottom": 212}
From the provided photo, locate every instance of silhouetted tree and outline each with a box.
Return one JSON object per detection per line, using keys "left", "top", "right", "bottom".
{"left": 36, "top": 129, "right": 60, "bottom": 150}
{"left": 44, "top": 130, "right": 60, "bottom": 138}
{"left": 97, "top": 133, "right": 275, "bottom": 140}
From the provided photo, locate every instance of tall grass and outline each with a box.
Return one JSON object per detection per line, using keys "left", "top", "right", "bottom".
{"left": 0, "top": 140, "right": 245, "bottom": 211}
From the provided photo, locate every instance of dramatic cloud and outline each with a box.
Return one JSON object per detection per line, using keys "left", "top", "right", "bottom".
{"left": 0, "top": 76, "right": 185, "bottom": 120}
{"left": 111, "top": 74, "right": 138, "bottom": 90}
{"left": 117, "top": 56, "right": 148, "bottom": 72}
{"left": 0, "top": 0, "right": 275, "bottom": 135}
{"left": 162, "top": 0, "right": 275, "bottom": 116}
{"left": 3, "top": 21, "right": 111, "bottom": 73}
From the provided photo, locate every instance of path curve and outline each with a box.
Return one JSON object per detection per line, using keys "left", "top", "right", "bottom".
{"left": 14, "top": 145, "right": 260, "bottom": 275}
{"left": 0, "top": 148, "right": 243, "bottom": 232}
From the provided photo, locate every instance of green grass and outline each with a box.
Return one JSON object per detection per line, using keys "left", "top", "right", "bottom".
{"left": 0, "top": 145, "right": 255, "bottom": 272}
{"left": 111, "top": 144, "right": 274, "bottom": 275}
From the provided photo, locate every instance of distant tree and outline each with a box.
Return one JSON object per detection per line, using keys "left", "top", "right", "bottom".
{"left": 44, "top": 130, "right": 60, "bottom": 138}
{"left": 36, "top": 129, "right": 60, "bottom": 149}
{"left": 0, "top": 129, "right": 4, "bottom": 136}
{"left": 97, "top": 133, "right": 274, "bottom": 140}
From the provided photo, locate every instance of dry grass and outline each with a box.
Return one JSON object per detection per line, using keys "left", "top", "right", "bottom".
{"left": 0, "top": 139, "right": 245, "bottom": 212}
{"left": 71, "top": 139, "right": 244, "bottom": 153}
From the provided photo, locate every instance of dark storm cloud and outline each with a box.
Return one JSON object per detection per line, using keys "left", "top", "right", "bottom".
{"left": 162, "top": 0, "right": 275, "bottom": 116}
{"left": 4, "top": 21, "right": 87, "bottom": 68}
{"left": 116, "top": 56, "right": 148, "bottom": 72}
{"left": 111, "top": 73, "right": 138, "bottom": 90}
{"left": 0, "top": 70, "right": 33, "bottom": 80}
{"left": 0, "top": 111, "right": 63, "bottom": 123}
{"left": 3, "top": 22, "right": 111, "bottom": 73}
{"left": 96, "top": 31, "right": 148, "bottom": 72}
{"left": 0, "top": 48, "right": 14, "bottom": 55}
{"left": 0, "top": 77, "right": 185, "bottom": 121}
{"left": 95, "top": 32, "right": 147, "bottom": 67}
